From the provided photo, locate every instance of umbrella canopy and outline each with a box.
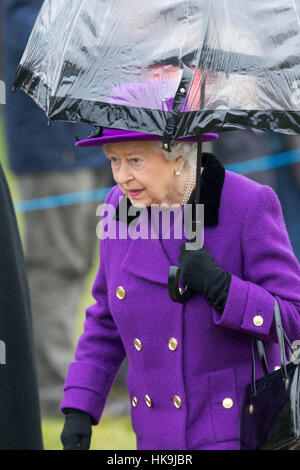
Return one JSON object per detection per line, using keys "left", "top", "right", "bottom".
{"left": 14, "top": 0, "right": 300, "bottom": 143}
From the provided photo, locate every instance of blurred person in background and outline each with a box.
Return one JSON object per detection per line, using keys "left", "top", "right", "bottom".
{"left": 0, "top": 0, "right": 124, "bottom": 418}
{"left": 0, "top": 4, "right": 43, "bottom": 449}
{"left": 212, "top": 129, "right": 300, "bottom": 261}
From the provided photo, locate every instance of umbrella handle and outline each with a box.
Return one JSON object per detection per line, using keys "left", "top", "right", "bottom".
{"left": 167, "top": 133, "right": 203, "bottom": 305}
{"left": 168, "top": 265, "right": 194, "bottom": 303}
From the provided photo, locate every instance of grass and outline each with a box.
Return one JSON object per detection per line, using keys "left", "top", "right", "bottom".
{"left": 42, "top": 415, "right": 136, "bottom": 450}
{"left": 0, "top": 111, "right": 136, "bottom": 450}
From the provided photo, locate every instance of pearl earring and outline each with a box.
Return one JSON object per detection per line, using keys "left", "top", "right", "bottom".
{"left": 175, "top": 170, "right": 181, "bottom": 176}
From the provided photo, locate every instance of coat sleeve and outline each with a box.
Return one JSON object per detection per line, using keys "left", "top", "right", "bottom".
{"left": 212, "top": 184, "right": 300, "bottom": 344}
{"left": 60, "top": 200, "right": 126, "bottom": 424}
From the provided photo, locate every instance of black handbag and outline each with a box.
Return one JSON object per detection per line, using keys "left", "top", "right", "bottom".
{"left": 239, "top": 299, "right": 300, "bottom": 450}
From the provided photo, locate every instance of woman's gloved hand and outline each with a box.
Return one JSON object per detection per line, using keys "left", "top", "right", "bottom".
{"left": 178, "top": 243, "right": 232, "bottom": 313}
{"left": 61, "top": 408, "right": 93, "bottom": 450}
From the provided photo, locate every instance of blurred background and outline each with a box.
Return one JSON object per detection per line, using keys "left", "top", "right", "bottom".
{"left": 0, "top": 0, "right": 299, "bottom": 451}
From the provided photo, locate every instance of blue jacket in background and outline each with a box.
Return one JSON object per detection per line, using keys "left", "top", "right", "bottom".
{"left": 1, "top": 0, "right": 108, "bottom": 174}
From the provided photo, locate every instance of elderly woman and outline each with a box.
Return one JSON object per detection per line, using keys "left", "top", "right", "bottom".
{"left": 60, "top": 128, "right": 300, "bottom": 451}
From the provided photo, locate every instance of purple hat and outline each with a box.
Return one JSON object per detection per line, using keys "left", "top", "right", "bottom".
{"left": 75, "top": 128, "right": 219, "bottom": 147}
{"left": 75, "top": 80, "right": 219, "bottom": 147}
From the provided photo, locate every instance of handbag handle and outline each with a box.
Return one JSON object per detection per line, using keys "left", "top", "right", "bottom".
{"left": 251, "top": 299, "right": 293, "bottom": 394}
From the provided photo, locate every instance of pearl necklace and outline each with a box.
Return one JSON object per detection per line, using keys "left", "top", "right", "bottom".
{"left": 181, "top": 166, "right": 196, "bottom": 205}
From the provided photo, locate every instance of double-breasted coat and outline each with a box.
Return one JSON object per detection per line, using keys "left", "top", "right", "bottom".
{"left": 60, "top": 153, "right": 300, "bottom": 450}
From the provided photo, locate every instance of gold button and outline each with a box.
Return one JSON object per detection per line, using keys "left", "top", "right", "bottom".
{"left": 132, "top": 396, "right": 138, "bottom": 407}
{"left": 173, "top": 395, "right": 182, "bottom": 408}
{"left": 253, "top": 315, "right": 264, "bottom": 327}
{"left": 249, "top": 404, "right": 254, "bottom": 414}
{"left": 134, "top": 338, "right": 142, "bottom": 351}
{"left": 168, "top": 338, "right": 178, "bottom": 351}
{"left": 116, "top": 286, "right": 126, "bottom": 300}
{"left": 145, "top": 395, "right": 152, "bottom": 407}
{"left": 222, "top": 398, "right": 233, "bottom": 409}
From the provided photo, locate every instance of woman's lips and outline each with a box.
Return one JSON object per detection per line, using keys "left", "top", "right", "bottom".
{"left": 127, "top": 189, "right": 144, "bottom": 198}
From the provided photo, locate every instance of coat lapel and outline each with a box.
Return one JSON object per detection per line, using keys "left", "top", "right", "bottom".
{"left": 121, "top": 235, "right": 172, "bottom": 286}
{"left": 120, "top": 204, "right": 187, "bottom": 284}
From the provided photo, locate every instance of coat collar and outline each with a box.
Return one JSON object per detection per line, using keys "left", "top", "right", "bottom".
{"left": 113, "top": 152, "right": 225, "bottom": 227}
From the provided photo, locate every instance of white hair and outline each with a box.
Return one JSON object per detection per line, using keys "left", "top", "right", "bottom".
{"left": 151, "top": 141, "right": 197, "bottom": 168}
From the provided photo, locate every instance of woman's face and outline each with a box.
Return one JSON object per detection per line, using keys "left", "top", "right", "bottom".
{"left": 104, "top": 141, "right": 183, "bottom": 207}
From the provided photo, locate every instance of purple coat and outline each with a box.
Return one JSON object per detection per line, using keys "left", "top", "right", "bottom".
{"left": 60, "top": 154, "right": 300, "bottom": 450}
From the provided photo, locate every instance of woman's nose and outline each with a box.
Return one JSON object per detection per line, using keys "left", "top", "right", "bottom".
{"left": 114, "top": 161, "right": 133, "bottom": 184}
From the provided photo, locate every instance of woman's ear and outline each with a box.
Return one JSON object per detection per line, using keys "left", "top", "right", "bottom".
{"left": 175, "top": 155, "right": 186, "bottom": 173}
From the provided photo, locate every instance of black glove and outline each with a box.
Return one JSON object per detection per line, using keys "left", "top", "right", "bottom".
{"left": 178, "top": 243, "right": 232, "bottom": 313}
{"left": 61, "top": 408, "right": 93, "bottom": 450}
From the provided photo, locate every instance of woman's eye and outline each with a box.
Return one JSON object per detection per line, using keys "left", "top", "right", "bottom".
{"left": 128, "top": 157, "right": 144, "bottom": 169}
{"left": 109, "top": 156, "right": 143, "bottom": 169}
